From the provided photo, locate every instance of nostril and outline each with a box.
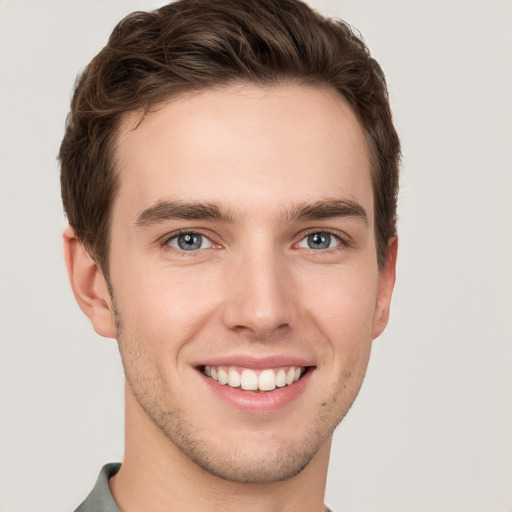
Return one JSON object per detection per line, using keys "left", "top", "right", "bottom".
{"left": 230, "top": 322, "right": 290, "bottom": 340}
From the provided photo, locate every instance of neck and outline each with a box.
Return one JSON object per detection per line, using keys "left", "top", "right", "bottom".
{"left": 110, "top": 384, "right": 331, "bottom": 512}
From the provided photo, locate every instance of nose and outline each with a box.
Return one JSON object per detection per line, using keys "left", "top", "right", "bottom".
{"left": 222, "top": 245, "right": 298, "bottom": 339}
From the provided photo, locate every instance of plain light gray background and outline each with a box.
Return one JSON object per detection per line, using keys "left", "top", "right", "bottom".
{"left": 0, "top": 1, "right": 511, "bottom": 511}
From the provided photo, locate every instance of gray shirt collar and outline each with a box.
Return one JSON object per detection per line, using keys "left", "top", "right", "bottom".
{"left": 74, "top": 463, "right": 334, "bottom": 512}
{"left": 74, "top": 463, "right": 121, "bottom": 512}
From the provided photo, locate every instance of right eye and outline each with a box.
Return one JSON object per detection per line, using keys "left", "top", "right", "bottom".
{"left": 166, "top": 232, "right": 213, "bottom": 251}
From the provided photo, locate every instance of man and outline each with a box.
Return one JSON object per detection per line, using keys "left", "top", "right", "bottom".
{"left": 60, "top": 0, "right": 400, "bottom": 510}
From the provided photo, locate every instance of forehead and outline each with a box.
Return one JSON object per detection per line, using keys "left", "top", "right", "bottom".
{"left": 113, "top": 83, "right": 373, "bottom": 224}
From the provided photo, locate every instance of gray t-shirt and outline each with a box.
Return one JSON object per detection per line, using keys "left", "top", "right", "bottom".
{"left": 74, "top": 463, "right": 334, "bottom": 512}
{"left": 74, "top": 464, "right": 121, "bottom": 512}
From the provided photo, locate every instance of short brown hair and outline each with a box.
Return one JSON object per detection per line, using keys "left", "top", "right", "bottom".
{"left": 59, "top": 0, "right": 400, "bottom": 272}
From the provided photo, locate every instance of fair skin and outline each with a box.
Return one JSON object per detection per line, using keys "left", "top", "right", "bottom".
{"left": 64, "top": 83, "right": 397, "bottom": 512}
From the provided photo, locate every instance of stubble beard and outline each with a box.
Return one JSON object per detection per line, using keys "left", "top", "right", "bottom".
{"left": 112, "top": 297, "right": 365, "bottom": 485}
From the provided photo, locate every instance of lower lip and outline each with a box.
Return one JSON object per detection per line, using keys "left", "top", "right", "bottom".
{"left": 199, "top": 369, "right": 313, "bottom": 412}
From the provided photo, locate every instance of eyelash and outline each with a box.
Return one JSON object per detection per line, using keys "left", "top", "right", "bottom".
{"left": 162, "top": 230, "right": 217, "bottom": 254}
{"left": 295, "top": 229, "right": 350, "bottom": 251}
{"left": 161, "top": 228, "right": 351, "bottom": 256}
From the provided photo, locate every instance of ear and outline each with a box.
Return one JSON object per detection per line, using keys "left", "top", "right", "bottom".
{"left": 63, "top": 225, "right": 117, "bottom": 338}
{"left": 372, "top": 236, "right": 398, "bottom": 340}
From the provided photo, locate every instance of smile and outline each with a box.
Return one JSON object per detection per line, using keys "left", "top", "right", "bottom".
{"left": 202, "top": 365, "right": 306, "bottom": 392}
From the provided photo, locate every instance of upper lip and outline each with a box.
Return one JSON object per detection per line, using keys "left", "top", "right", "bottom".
{"left": 193, "top": 354, "right": 314, "bottom": 369}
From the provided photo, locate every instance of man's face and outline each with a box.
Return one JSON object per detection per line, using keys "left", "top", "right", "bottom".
{"left": 105, "top": 83, "right": 395, "bottom": 483}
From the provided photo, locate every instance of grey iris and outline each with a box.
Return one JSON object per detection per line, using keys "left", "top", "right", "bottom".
{"left": 308, "top": 232, "right": 331, "bottom": 249}
{"left": 177, "top": 233, "right": 202, "bottom": 250}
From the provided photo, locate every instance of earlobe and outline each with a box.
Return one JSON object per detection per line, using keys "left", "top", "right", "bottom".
{"left": 372, "top": 237, "right": 398, "bottom": 340}
{"left": 63, "top": 226, "right": 117, "bottom": 339}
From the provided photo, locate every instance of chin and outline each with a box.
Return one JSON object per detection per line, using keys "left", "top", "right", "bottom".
{"left": 151, "top": 406, "right": 334, "bottom": 484}
{"left": 172, "top": 430, "right": 325, "bottom": 484}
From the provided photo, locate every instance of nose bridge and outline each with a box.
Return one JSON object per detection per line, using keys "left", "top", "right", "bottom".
{"left": 222, "top": 239, "right": 296, "bottom": 337}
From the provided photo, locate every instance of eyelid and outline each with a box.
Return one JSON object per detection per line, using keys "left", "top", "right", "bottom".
{"left": 161, "top": 229, "right": 220, "bottom": 251}
{"left": 294, "top": 228, "right": 351, "bottom": 250}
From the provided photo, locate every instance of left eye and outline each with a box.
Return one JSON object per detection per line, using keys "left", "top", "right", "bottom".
{"left": 297, "top": 232, "right": 341, "bottom": 250}
{"left": 167, "top": 232, "right": 213, "bottom": 251}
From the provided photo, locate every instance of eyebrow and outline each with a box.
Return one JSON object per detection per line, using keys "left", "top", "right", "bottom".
{"left": 286, "top": 199, "right": 369, "bottom": 225}
{"left": 135, "top": 198, "right": 368, "bottom": 228}
{"left": 135, "top": 200, "right": 236, "bottom": 228}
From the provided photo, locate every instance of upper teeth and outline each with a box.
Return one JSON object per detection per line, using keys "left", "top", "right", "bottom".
{"left": 203, "top": 365, "right": 304, "bottom": 392}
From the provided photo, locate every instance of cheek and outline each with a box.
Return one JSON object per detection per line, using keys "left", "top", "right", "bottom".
{"left": 300, "top": 264, "right": 379, "bottom": 341}
{"left": 114, "top": 262, "right": 223, "bottom": 345}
